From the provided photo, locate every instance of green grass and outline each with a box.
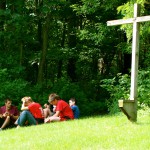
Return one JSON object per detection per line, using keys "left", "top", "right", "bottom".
{"left": 1, "top": 111, "right": 150, "bottom": 150}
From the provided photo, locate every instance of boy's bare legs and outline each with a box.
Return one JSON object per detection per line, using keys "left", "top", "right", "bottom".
{"left": 0, "top": 116, "right": 11, "bottom": 129}
{"left": 43, "top": 108, "right": 51, "bottom": 118}
{"left": 44, "top": 116, "right": 60, "bottom": 123}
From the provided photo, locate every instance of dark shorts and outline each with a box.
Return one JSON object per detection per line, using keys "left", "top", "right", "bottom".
{"left": 35, "top": 118, "right": 44, "bottom": 124}
{"left": 0, "top": 118, "right": 16, "bottom": 129}
{"left": 60, "top": 116, "right": 72, "bottom": 121}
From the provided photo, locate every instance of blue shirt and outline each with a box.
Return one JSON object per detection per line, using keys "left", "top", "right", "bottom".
{"left": 71, "top": 105, "right": 80, "bottom": 119}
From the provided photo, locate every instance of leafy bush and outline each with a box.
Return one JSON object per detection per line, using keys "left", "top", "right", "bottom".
{"left": 138, "top": 69, "right": 150, "bottom": 107}
{"left": 100, "top": 73, "right": 130, "bottom": 114}
{"left": 50, "top": 77, "right": 108, "bottom": 116}
{"left": 49, "top": 77, "right": 87, "bottom": 116}
{"left": 0, "top": 69, "right": 29, "bottom": 107}
{"left": 101, "top": 68, "right": 150, "bottom": 114}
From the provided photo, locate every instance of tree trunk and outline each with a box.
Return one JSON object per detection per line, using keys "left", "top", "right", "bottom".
{"left": 57, "top": 22, "right": 66, "bottom": 79}
{"left": 67, "top": 12, "right": 77, "bottom": 82}
{"left": 0, "top": 0, "right": 6, "bottom": 49}
{"left": 37, "top": 16, "right": 50, "bottom": 84}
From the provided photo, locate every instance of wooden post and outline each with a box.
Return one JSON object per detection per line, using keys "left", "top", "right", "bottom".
{"left": 130, "top": 4, "right": 140, "bottom": 101}
{"left": 107, "top": 3, "right": 150, "bottom": 122}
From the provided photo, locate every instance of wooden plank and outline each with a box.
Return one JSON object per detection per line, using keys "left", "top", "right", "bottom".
{"left": 130, "top": 3, "right": 140, "bottom": 101}
{"left": 107, "top": 18, "right": 134, "bottom": 26}
{"left": 107, "top": 15, "right": 150, "bottom": 26}
{"left": 136, "top": 15, "right": 150, "bottom": 22}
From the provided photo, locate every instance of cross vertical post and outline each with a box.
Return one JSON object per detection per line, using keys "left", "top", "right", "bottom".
{"left": 130, "top": 4, "right": 140, "bottom": 101}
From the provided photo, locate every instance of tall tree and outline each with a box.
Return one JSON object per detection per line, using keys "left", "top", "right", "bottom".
{"left": 37, "top": 15, "right": 50, "bottom": 84}
{"left": 0, "top": 0, "right": 6, "bottom": 50}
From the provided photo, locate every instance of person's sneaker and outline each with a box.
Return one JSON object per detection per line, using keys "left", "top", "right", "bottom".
{"left": 16, "top": 125, "right": 20, "bottom": 129}
{"left": 0, "top": 128, "right": 2, "bottom": 131}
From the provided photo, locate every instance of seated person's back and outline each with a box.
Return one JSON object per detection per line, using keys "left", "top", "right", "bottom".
{"left": 69, "top": 98, "right": 80, "bottom": 119}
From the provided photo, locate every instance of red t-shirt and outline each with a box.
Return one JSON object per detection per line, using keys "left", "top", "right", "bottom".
{"left": 56, "top": 100, "right": 74, "bottom": 121}
{"left": 28, "top": 102, "right": 44, "bottom": 119}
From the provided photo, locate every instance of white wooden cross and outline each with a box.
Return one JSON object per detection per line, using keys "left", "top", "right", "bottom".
{"left": 107, "top": 3, "right": 150, "bottom": 101}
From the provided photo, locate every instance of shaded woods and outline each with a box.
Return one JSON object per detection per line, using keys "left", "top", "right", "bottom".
{"left": 0, "top": 0, "right": 150, "bottom": 116}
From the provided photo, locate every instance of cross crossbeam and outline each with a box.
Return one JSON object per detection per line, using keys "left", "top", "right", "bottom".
{"left": 107, "top": 15, "right": 150, "bottom": 26}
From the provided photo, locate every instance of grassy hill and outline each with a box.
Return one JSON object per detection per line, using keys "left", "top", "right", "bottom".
{"left": 0, "top": 111, "right": 150, "bottom": 150}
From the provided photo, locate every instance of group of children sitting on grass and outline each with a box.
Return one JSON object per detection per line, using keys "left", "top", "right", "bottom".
{"left": 0, "top": 93, "right": 80, "bottom": 130}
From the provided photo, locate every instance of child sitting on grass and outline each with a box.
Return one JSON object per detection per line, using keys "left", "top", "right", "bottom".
{"left": 43, "top": 103, "right": 52, "bottom": 119}
{"left": 45, "top": 93, "right": 74, "bottom": 123}
{"left": 16, "top": 97, "right": 44, "bottom": 127}
{"left": 69, "top": 98, "right": 80, "bottom": 119}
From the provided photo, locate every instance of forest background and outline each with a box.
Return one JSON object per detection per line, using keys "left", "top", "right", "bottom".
{"left": 0, "top": 0, "right": 150, "bottom": 116}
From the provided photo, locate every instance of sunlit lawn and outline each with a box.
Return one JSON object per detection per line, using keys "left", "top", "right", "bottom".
{"left": 0, "top": 110, "right": 150, "bottom": 150}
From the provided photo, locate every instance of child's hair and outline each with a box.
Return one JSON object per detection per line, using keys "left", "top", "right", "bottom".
{"left": 48, "top": 93, "right": 60, "bottom": 103}
{"left": 21, "top": 96, "right": 33, "bottom": 102}
{"left": 5, "top": 98, "right": 12, "bottom": 103}
{"left": 69, "top": 98, "right": 76, "bottom": 103}
{"left": 44, "top": 103, "right": 50, "bottom": 108}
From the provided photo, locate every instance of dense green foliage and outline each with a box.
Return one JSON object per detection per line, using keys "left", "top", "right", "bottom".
{"left": 0, "top": 0, "right": 150, "bottom": 115}
{"left": 101, "top": 69, "right": 150, "bottom": 114}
